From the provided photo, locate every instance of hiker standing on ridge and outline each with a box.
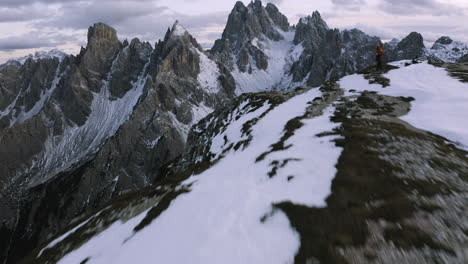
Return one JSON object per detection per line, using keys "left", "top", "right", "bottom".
{"left": 376, "top": 44, "right": 384, "bottom": 70}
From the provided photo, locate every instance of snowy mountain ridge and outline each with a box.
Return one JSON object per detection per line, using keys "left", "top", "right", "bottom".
{"left": 0, "top": 49, "right": 67, "bottom": 69}
{"left": 30, "top": 60, "right": 468, "bottom": 264}
{"left": 428, "top": 36, "right": 468, "bottom": 63}
{"left": 1, "top": 1, "right": 468, "bottom": 263}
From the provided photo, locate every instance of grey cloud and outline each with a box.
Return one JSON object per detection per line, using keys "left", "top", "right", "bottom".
{"left": 0, "top": 6, "right": 51, "bottom": 22}
{"left": 38, "top": 1, "right": 167, "bottom": 29}
{"left": 265, "top": 0, "right": 284, "bottom": 5}
{"left": 331, "top": 0, "right": 366, "bottom": 11}
{"left": 0, "top": 32, "right": 77, "bottom": 50}
{"left": 113, "top": 10, "right": 228, "bottom": 46}
{"left": 379, "top": 0, "right": 465, "bottom": 16}
{"left": 0, "top": 0, "right": 156, "bottom": 8}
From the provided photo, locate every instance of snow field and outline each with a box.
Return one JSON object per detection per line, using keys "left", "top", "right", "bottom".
{"left": 340, "top": 61, "right": 468, "bottom": 149}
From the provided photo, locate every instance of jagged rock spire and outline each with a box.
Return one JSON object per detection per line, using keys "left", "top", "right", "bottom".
{"left": 433, "top": 36, "right": 453, "bottom": 46}
{"left": 211, "top": 0, "right": 289, "bottom": 72}
{"left": 294, "top": 11, "right": 329, "bottom": 45}
{"left": 87, "top": 22, "right": 119, "bottom": 49}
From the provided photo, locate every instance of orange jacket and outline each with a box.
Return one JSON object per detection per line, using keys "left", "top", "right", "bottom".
{"left": 376, "top": 46, "right": 384, "bottom": 56}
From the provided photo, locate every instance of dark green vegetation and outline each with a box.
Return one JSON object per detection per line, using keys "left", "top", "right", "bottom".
{"left": 276, "top": 86, "right": 468, "bottom": 263}
{"left": 358, "top": 64, "right": 399, "bottom": 87}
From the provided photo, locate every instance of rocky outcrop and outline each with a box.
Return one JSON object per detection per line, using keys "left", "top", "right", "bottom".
{"left": 0, "top": 65, "right": 20, "bottom": 116}
{"left": 433, "top": 36, "right": 453, "bottom": 46}
{"left": 289, "top": 12, "right": 381, "bottom": 87}
{"left": 429, "top": 36, "right": 468, "bottom": 63}
{"left": 265, "top": 3, "right": 289, "bottom": 32}
{"left": 384, "top": 32, "right": 426, "bottom": 61}
{"left": 459, "top": 54, "right": 468, "bottom": 63}
{"left": 293, "top": 11, "right": 329, "bottom": 47}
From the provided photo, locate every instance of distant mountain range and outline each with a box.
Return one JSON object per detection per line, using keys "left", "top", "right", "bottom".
{"left": 1, "top": 1, "right": 467, "bottom": 263}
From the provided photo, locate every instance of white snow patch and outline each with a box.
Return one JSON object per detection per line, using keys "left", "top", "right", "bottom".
{"left": 145, "top": 135, "right": 162, "bottom": 148}
{"left": 56, "top": 88, "right": 343, "bottom": 264}
{"left": 196, "top": 49, "right": 221, "bottom": 94}
{"left": 232, "top": 30, "right": 303, "bottom": 94}
{"left": 429, "top": 40, "right": 468, "bottom": 62}
{"left": 340, "top": 61, "right": 468, "bottom": 149}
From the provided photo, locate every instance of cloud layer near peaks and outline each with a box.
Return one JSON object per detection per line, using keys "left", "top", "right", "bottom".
{"left": 0, "top": 0, "right": 467, "bottom": 63}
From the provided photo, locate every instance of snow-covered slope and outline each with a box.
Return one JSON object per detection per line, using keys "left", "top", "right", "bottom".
{"left": 429, "top": 37, "right": 468, "bottom": 63}
{"left": 32, "top": 60, "right": 468, "bottom": 264}
{"left": 341, "top": 61, "right": 468, "bottom": 149}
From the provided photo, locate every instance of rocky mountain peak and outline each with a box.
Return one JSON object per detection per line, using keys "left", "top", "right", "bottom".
{"left": 213, "top": 0, "right": 287, "bottom": 50}
{"left": 265, "top": 2, "right": 290, "bottom": 31}
{"left": 294, "top": 11, "right": 329, "bottom": 45}
{"left": 398, "top": 32, "right": 425, "bottom": 49}
{"left": 77, "top": 22, "right": 123, "bottom": 94}
{"left": 170, "top": 20, "right": 188, "bottom": 37}
{"left": 154, "top": 21, "right": 205, "bottom": 78}
{"left": 384, "top": 32, "right": 426, "bottom": 62}
{"left": 87, "top": 22, "right": 119, "bottom": 48}
{"left": 387, "top": 38, "right": 400, "bottom": 48}
{"left": 248, "top": 0, "right": 263, "bottom": 9}
{"left": 429, "top": 36, "right": 468, "bottom": 62}
{"left": 298, "top": 11, "right": 328, "bottom": 29}
{"left": 210, "top": 0, "right": 288, "bottom": 72}
{"left": 434, "top": 36, "right": 453, "bottom": 46}
{"left": 159, "top": 20, "right": 202, "bottom": 52}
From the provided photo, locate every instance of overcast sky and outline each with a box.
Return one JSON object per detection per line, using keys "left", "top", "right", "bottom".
{"left": 1, "top": 0, "right": 467, "bottom": 63}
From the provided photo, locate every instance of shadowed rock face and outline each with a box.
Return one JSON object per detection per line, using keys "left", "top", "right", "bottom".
{"left": 0, "top": 22, "right": 235, "bottom": 264}
{"left": 459, "top": 54, "right": 468, "bottom": 63}
{"left": 433, "top": 36, "right": 453, "bottom": 46}
{"left": 384, "top": 32, "right": 426, "bottom": 62}
{"left": 0, "top": 66, "right": 20, "bottom": 123}
{"left": 294, "top": 11, "right": 329, "bottom": 46}
{"left": 211, "top": 0, "right": 289, "bottom": 72}
{"left": 290, "top": 12, "right": 381, "bottom": 87}
{"left": 265, "top": 3, "right": 289, "bottom": 32}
